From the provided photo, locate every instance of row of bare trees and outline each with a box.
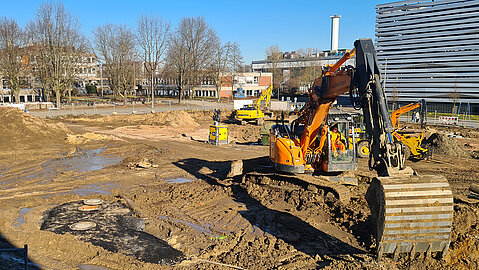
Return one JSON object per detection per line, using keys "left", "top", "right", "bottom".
{"left": 0, "top": 1, "right": 87, "bottom": 106}
{"left": 0, "top": 1, "right": 244, "bottom": 107}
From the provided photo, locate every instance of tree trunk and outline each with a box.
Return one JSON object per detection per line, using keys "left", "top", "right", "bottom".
{"left": 56, "top": 90, "right": 61, "bottom": 108}
{"left": 151, "top": 73, "right": 154, "bottom": 111}
{"left": 68, "top": 88, "right": 72, "bottom": 103}
{"left": 13, "top": 90, "right": 20, "bottom": 104}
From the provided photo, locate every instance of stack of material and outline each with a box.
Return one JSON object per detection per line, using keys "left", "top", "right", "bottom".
{"left": 469, "top": 184, "right": 479, "bottom": 200}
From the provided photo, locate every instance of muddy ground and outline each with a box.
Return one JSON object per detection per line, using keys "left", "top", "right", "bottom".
{"left": 0, "top": 107, "right": 478, "bottom": 269}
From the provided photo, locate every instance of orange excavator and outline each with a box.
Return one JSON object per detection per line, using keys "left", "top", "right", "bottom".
{"left": 269, "top": 39, "right": 453, "bottom": 260}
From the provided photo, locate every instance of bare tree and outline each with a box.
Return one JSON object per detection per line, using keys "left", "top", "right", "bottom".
{"left": 136, "top": 14, "right": 170, "bottom": 112}
{"left": 391, "top": 83, "right": 399, "bottom": 110}
{"left": 28, "top": 1, "right": 87, "bottom": 107}
{"left": 265, "top": 44, "right": 282, "bottom": 95}
{"left": 0, "top": 17, "right": 24, "bottom": 103}
{"left": 93, "top": 24, "right": 136, "bottom": 104}
{"left": 210, "top": 41, "right": 243, "bottom": 100}
{"left": 295, "top": 62, "right": 320, "bottom": 92}
{"left": 166, "top": 17, "right": 219, "bottom": 101}
{"left": 448, "top": 80, "right": 461, "bottom": 114}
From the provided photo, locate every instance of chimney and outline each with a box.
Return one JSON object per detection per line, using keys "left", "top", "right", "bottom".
{"left": 330, "top": 15, "right": 341, "bottom": 52}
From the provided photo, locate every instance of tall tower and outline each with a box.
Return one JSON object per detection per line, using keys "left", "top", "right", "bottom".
{"left": 330, "top": 15, "right": 341, "bottom": 52}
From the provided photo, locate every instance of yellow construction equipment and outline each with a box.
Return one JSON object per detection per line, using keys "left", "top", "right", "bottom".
{"left": 391, "top": 99, "right": 430, "bottom": 159}
{"left": 209, "top": 109, "right": 228, "bottom": 145}
{"left": 269, "top": 39, "right": 453, "bottom": 260}
{"left": 236, "top": 85, "right": 273, "bottom": 125}
{"left": 358, "top": 100, "right": 430, "bottom": 159}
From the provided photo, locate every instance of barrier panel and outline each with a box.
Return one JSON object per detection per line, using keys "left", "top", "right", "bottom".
{"left": 438, "top": 116, "right": 458, "bottom": 125}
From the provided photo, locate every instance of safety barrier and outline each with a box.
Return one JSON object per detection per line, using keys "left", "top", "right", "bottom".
{"left": 438, "top": 116, "right": 458, "bottom": 125}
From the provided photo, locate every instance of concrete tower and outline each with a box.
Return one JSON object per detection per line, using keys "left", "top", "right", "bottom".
{"left": 330, "top": 15, "right": 341, "bottom": 52}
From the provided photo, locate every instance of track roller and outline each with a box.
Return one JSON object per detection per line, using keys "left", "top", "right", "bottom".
{"left": 366, "top": 174, "right": 453, "bottom": 260}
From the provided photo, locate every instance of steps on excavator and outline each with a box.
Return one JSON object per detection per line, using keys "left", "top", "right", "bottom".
{"left": 366, "top": 174, "right": 453, "bottom": 260}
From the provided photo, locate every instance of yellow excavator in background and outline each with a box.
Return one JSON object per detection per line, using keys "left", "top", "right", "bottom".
{"left": 390, "top": 99, "right": 430, "bottom": 159}
{"left": 358, "top": 99, "right": 430, "bottom": 159}
{"left": 269, "top": 39, "right": 453, "bottom": 260}
{"left": 236, "top": 85, "right": 273, "bottom": 125}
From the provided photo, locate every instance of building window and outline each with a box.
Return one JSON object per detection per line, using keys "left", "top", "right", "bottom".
{"left": 246, "top": 90, "right": 253, "bottom": 96}
{"left": 246, "top": 77, "right": 253, "bottom": 85}
{"left": 254, "top": 76, "right": 259, "bottom": 84}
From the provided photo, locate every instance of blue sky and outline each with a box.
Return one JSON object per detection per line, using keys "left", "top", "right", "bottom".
{"left": 2, "top": 0, "right": 386, "bottom": 64}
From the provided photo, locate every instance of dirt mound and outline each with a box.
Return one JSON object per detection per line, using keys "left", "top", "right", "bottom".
{"left": 423, "top": 133, "right": 471, "bottom": 158}
{"left": 68, "top": 110, "right": 200, "bottom": 128}
{"left": 0, "top": 107, "right": 70, "bottom": 150}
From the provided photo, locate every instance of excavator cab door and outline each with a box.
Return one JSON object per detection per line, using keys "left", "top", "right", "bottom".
{"left": 325, "top": 120, "right": 357, "bottom": 172}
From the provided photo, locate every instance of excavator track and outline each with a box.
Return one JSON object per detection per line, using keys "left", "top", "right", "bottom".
{"left": 366, "top": 174, "right": 453, "bottom": 260}
{"left": 243, "top": 172, "right": 351, "bottom": 204}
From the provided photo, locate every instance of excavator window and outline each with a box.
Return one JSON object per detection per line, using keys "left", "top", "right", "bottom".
{"left": 329, "top": 122, "right": 355, "bottom": 163}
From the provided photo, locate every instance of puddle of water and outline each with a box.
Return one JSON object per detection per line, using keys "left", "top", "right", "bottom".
{"left": 0, "top": 148, "right": 121, "bottom": 187}
{"left": 157, "top": 215, "right": 214, "bottom": 236}
{"left": 164, "top": 177, "right": 193, "bottom": 184}
{"left": 14, "top": 208, "right": 34, "bottom": 227}
{"left": 42, "top": 148, "right": 121, "bottom": 173}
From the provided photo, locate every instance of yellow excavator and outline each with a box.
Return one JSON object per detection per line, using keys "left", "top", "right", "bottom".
{"left": 270, "top": 39, "right": 453, "bottom": 260}
{"left": 390, "top": 99, "right": 430, "bottom": 159}
{"left": 358, "top": 99, "right": 430, "bottom": 159}
{"left": 236, "top": 85, "right": 273, "bottom": 125}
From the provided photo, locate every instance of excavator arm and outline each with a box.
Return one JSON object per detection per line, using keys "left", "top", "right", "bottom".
{"left": 254, "top": 84, "right": 273, "bottom": 110}
{"left": 391, "top": 102, "right": 420, "bottom": 129}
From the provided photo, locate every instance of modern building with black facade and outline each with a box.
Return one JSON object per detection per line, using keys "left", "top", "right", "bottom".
{"left": 375, "top": 0, "right": 479, "bottom": 113}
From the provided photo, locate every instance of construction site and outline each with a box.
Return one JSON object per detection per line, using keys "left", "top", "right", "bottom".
{"left": 0, "top": 96, "right": 478, "bottom": 269}
{"left": 1, "top": 0, "right": 479, "bottom": 269}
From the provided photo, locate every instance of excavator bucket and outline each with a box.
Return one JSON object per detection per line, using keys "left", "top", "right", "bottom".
{"left": 366, "top": 174, "right": 453, "bottom": 260}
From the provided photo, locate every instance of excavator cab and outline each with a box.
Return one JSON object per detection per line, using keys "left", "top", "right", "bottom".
{"left": 322, "top": 114, "right": 357, "bottom": 172}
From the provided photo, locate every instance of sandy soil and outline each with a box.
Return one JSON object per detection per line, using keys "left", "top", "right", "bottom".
{"left": 0, "top": 107, "right": 478, "bottom": 269}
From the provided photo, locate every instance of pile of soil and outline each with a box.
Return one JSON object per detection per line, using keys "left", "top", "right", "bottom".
{"left": 423, "top": 133, "right": 471, "bottom": 158}
{"left": 68, "top": 111, "right": 200, "bottom": 128}
{"left": 0, "top": 107, "right": 70, "bottom": 150}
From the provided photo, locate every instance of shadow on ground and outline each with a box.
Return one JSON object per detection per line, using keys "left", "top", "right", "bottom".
{"left": 0, "top": 234, "right": 40, "bottom": 270}
{"left": 173, "top": 156, "right": 364, "bottom": 257}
